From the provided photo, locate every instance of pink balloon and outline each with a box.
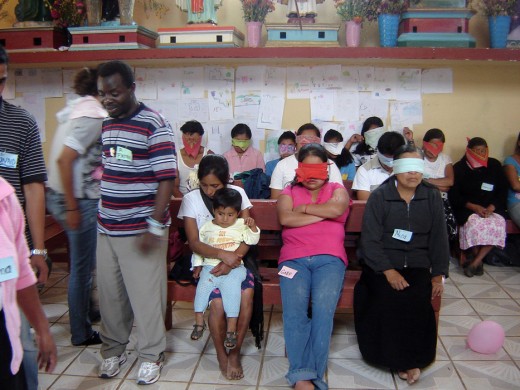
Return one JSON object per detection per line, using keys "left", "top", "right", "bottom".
{"left": 467, "top": 320, "right": 505, "bottom": 354}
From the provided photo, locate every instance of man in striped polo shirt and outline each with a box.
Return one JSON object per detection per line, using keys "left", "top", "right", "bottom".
{"left": 0, "top": 46, "right": 50, "bottom": 390}
{"left": 95, "top": 61, "right": 176, "bottom": 385}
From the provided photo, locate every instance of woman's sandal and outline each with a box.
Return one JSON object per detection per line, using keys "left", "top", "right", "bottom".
{"left": 190, "top": 323, "right": 206, "bottom": 340}
{"left": 224, "top": 331, "right": 238, "bottom": 349}
{"left": 397, "top": 371, "right": 408, "bottom": 381}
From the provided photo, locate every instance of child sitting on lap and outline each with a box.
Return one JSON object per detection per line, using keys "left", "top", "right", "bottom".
{"left": 191, "top": 188, "right": 260, "bottom": 349}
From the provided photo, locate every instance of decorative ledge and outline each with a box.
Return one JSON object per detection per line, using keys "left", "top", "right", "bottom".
{"left": 8, "top": 46, "right": 520, "bottom": 66}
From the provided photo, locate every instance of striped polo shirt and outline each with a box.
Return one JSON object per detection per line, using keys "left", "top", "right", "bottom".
{"left": 0, "top": 98, "right": 47, "bottom": 248}
{"left": 98, "top": 102, "right": 177, "bottom": 236}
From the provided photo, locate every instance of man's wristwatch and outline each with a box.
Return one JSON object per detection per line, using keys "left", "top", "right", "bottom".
{"left": 31, "top": 249, "right": 48, "bottom": 258}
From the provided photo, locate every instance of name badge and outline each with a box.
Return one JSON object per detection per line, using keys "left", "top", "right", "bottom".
{"left": 116, "top": 146, "right": 133, "bottom": 162}
{"left": 0, "top": 256, "right": 19, "bottom": 282}
{"left": 0, "top": 151, "right": 18, "bottom": 169}
{"left": 481, "top": 182, "right": 494, "bottom": 192}
{"left": 278, "top": 265, "right": 297, "bottom": 279}
{"left": 392, "top": 229, "right": 413, "bottom": 242}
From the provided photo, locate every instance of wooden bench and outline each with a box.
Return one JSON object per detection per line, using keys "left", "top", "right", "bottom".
{"left": 166, "top": 198, "right": 442, "bottom": 330}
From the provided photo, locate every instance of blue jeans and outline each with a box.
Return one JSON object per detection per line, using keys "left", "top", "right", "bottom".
{"left": 279, "top": 255, "right": 346, "bottom": 390}
{"left": 20, "top": 311, "right": 38, "bottom": 390}
{"left": 46, "top": 190, "right": 98, "bottom": 345}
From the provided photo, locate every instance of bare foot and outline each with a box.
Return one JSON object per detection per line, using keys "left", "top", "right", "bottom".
{"left": 295, "top": 380, "right": 314, "bottom": 390}
{"left": 406, "top": 368, "right": 420, "bottom": 384}
{"left": 226, "top": 350, "right": 244, "bottom": 380}
{"left": 397, "top": 371, "right": 408, "bottom": 381}
{"left": 216, "top": 350, "right": 228, "bottom": 377}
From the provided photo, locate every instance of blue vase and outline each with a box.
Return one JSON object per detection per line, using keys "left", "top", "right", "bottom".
{"left": 488, "top": 15, "right": 511, "bottom": 49}
{"left": 378, "top": 14, "right": 400, "bottom": 47}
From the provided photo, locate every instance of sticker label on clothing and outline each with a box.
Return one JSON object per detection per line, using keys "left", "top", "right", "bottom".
{"left": 278, "top": 266, "right": 297, "bottom": 279}
{"left": 0, "top": 152, "right": 18, "bottom": 169}
{"left": 0, "top": 257, "right": 18, "bottom": 282}
{"left": 481, "top": 182, "right": 494, "bottom": 191}
{"left": 392, "top": 229, "right": 413, "bottom": 242}
{"left": 116, "top": 146, "right": 133, "bottom": 162}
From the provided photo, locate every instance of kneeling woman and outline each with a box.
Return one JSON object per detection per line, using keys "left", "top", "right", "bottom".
{"left": 354, "top": 145, "right": 449, "bottom": 385}
{"left": 277, "top": 143, "right": 350, "bottom": 390}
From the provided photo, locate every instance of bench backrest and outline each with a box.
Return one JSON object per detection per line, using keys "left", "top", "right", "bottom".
{"left": 169, "top": 197, "right": 366, "bottom": 233}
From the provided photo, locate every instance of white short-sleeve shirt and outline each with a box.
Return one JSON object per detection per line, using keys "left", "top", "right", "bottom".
{"left": 177, "top": 184, "right": 252, "bottom": 228}
{"left": 352, "top": 157, "right": 392, "bottom": 192}
{"left": 423, "top": 153, "right": 452, "bottom": 180}
{"left": 269, "top": 154, "right": 344, "bottom": 190}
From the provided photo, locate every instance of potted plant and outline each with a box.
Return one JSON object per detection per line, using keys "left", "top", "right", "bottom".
{"left": 471, "top": 0, "right": 518, "bottom": 48}
{"left": 365, "top": 0, "right": 422, "bottom": 47}
{"left": 334, "top": 0, "right": 366, "bottom": 47}
{"left": 45, "top": 0, "right": 86, "bottom": 28}
{"left": 241, "top": 0, "right": 276, "bottom": 47}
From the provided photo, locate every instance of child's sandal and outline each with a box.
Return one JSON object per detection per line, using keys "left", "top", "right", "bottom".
{"left": 224, "top": 331, "right": 238, "bottom": 349}
{"left": 190, "top": 323, "right": 206, "bottom": 340}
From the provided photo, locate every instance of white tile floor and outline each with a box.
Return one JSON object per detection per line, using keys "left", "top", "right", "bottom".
{"left": 38, "top": 260, "right": 520, "bottom": 389}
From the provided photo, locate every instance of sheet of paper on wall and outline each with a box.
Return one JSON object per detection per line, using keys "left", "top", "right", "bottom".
{"left": 14, "top": 69, "right": 42, "bottom": 94}
{"left": 205, "top": 66, "right": 235, "bottom": 92}
{"left": 181, "top": 67, "right": 205, "bottom": 98}
{"left": 234, "top": 91, "right": 261, "bottom": 119}
{"left": 7, "top": 94, "right": 46, "bottom": 142}
{"left": 208, "top": 89, "right": 233, "bottom": 121}
{"left": 357, "top": 66, "right": 375, "bottom": 92}
{"left": 310, "top": 90, "right": 334, "bottom": 122}
{"left": 258, "top": 94, "right": 285, "bottom": 130}
{"left": 40, "top": 69, "right": 63, "bottom": 98}
{"left": 338, "top": 120, "right": 363, "bottom": 145}
{"left": 396, "top": 69, "right": 421, "bottom": 101}
{"left": 264, "top": 66, "right": 286, "bottom": 96}
{"left": 3, "top": 69, "right": 15, "bottom": 100}
{"left": 389, "top": 101, "right": 423, "bottom": 130}
{"left": 373, "top": 68, "right": 398, "bottom": 100}
{"left": 286, "top": 66, "right": 311, "bottom": 99}
{"left": 244, "top": 121, "right": 263, "bottom": 150}
{"left": 310, "top": 65, "right": 341, "bottom": 90}
{"left": 134, "top": 67, "right": 158, "bottom": 100}
{"left": 265, "top": 129, "right": 284, "bottom": 162}
{"left": 62, "top": 69, "right": 76, "bottom": 94}
{"left": 207, "top": 121, "right": 234, "bottom": 154}
{"left": 155, "top": 68, "right": 182, "bottom": 100}
{"left": 146, "top": 99, "right": 179, "bottom": 127}
{"left": 340, "top": 66, "right": 360, "bottom": 92}
{"left": 236, "top": 66, "right": 266, "bottom": 93}
{"left": 334, "top": 91, "right": 359, "bottom": 122}
{"left": 359, "top": 92, "right": 389, "bottom": 122}
{"left": 421, "top": 68, "right": 453, "bottom": 94}
{"left": 135, "top": 80, "right": 157, "bottom": 100}
{"left": 178, "top": 98, "right": 209, "bottom": 123}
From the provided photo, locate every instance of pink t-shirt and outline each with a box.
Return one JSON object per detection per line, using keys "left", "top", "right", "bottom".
{"left": 279, "top": 182, "right": 349, "bottom": 265}
{"left": 223, "top": 147, "right": 265, "bottom": 176}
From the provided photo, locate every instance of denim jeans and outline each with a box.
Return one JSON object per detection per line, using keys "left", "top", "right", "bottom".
{"left": 279, "top": 255, "right": 346, "bottom": 390}
{"left": 20, "top": 311, "right": 38, "bottom": 390}
{"left": 46, "top": 190, "right": 98, "bottom": 345}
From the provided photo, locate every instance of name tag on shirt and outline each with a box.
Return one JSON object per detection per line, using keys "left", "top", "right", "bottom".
{"left": 116, "top": 146, "right": 133, "bottom": 162}
{"left": 0, "top": 152, "right": 18, "bottom": 169}
{"left": 481, "top": 182, "right": 494, "bottom": 191}
{"left": 0, "top": 257, "right": 18, "bottom": 282}
{"left": 278, "top": 266, "right": 297, "bottom": 279}
{"left": 392, "top": 229, "right": 413, "bottom": 242}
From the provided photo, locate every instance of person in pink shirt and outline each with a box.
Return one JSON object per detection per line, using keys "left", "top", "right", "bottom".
{"left": 223, "top": 124, "right": 265, "bottom": 178}
{"left": 276, "top": 143, "right": 350, "bottom": 390}
{"left": 0, "top": 177, "right": 57, "bottom": 388}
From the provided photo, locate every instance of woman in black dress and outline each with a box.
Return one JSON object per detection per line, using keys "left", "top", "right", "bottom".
{"left": 354, "top": 144, "right": 449, "bottom": 385}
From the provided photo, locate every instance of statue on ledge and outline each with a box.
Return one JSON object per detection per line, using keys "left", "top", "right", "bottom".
{"left": 176, "top": 0, "right": 222, "bottom": 25}
{"left": 14, "top": 0, "right": 51, "bottom": 25}
{"left": 278, "top": 0, "right": 325, "bottom": 24}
